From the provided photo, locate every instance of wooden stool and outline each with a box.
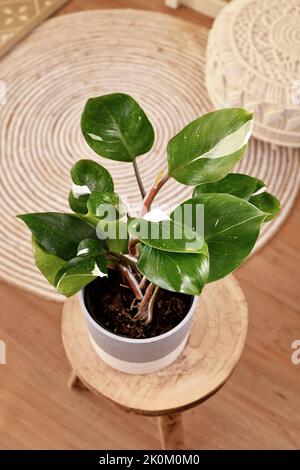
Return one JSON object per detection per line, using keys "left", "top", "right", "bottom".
{"left": 62, "top": 275, "right": 248, "bottom": 449}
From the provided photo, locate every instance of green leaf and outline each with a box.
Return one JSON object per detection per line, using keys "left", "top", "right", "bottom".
{"left": 249, "top": 192, "right": 280, "bottom": 222}
{"left": 193, "top": 173, "right": 280, "bottom": 222}
{"left": 193, "top": 173, "right": 264, "bottom": 200}
{"left": 77, "top": 239, "right": 106, "bottom": 257}
{"left": 81, "top": 93, "right": 155, "bottom": 162}
{"left": 168, "top": 108, "right": 253, "bottom": 185}
{"left": 69, "top": 160, "right": 114, "bottom": 215}
{"left": 32, "top": 238, "right": 65, "bottom": 286}
{"left": 68, "top": 191, "right": 89, "bottom": 215}
{"left": 171, "top": 194, "right": 268, "bottom": 282}
{"left": 128, "top": 218, "right": 204, "bottom": 253}
{"left": 71, "top": 159, "right": 114, "bottom": 192}
{"left": 18, "top": 213, "right": 98, "bottom": 260}
{"left": 96, "top": 219, "right": 129, "bottom": 254}
{"left": 137, "top": 243, "right": 209, "bottom": 295}
{"left": 55, "top": 255, "right": 108, "bottom": 297}
{"left": 87, "top": 191, "right": 126, "bottom": 220}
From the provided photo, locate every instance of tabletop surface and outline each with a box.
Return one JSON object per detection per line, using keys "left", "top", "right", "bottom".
{"left": 62, "top": 275, "right": 248, "bottom": 416}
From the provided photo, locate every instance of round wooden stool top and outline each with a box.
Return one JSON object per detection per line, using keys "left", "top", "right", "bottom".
{"left": 62, "top": 275, "right": 248, "bottom": 416}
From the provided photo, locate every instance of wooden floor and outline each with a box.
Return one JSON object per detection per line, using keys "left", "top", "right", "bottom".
{"left": 0, "top": 0, "right": 300, "bottom": 450}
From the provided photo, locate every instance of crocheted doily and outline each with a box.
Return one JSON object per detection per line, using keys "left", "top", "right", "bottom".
{"left": 206, "top": 0, "right": 300, "bottom": 147}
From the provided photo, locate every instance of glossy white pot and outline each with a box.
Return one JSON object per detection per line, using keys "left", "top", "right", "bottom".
{"left": 79, "top": 289, "right": 198, "bottom": 375}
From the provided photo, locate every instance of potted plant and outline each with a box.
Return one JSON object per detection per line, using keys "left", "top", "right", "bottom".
{"left": 18, "top": 93, "right": 280, "bottom": 374}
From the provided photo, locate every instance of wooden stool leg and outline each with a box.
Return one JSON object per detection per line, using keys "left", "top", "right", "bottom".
{"left": 68, "top": 370, "right": 82, "bottom": 389}
{"left": 157, "top": 412, "right": 185, "bottom": 450}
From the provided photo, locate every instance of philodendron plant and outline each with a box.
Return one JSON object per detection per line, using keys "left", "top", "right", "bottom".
{"left": 19, "top": 94, "right": 280, "bottom": 326}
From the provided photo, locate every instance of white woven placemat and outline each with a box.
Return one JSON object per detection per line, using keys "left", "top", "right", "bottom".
{"left": 0, "top": 10, "right": 299, "bottom": 301}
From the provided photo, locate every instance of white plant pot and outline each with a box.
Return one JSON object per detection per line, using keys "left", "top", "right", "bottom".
{"left": 79, "top": 289, "right": 198, "bottom": 375}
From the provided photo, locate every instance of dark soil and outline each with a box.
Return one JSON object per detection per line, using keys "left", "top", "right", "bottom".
{"left": 84, "top": 270, "right": 193, "bottom": 339}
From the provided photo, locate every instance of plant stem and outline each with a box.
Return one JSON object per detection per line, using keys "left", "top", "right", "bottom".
{"left": 139, "top": 282, "right": 155, "bottom": 310}
{"left": 134, "top": 282, "right": 155, "bottom": 320}
{"left": 144, "top": 286, "right": 160, "bottom": 325}
{"left": 128, "top": 238, "right": 139, "bottom": 257}
{"left": 139, "top": 275, "right": 148, "bottom": 291}
{"left": 118, "top": 265, "right": 143, "bottom": 300}
{"left": 140, "top": 171, "right": 170, "bottom": 216}
{"left": 128, "top": 169, "right": 170, "bottom": 256}
{"left": 126, "top": 169, "right": 170, "bottom": 324}
{"left": 133, "top": 159, "right": 146, "bottom": 199}
{"left": 107, "top": 251, "right": 137, "bottom": 270}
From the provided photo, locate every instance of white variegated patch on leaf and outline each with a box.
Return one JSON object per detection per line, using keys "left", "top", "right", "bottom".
{"left": 55, "top": 255, "right": 108, "bottom": 297}
{"left": 71, "top": 183, "right": 91, "bottom": 198}
{"left": 199, "top": 118, "right": 252, "bottom": 160}
{"left": 143, "top": 208, "right": 170, "bottom": 222}
{"left": 167, "top": 108, "right": 253, "bottom": 186}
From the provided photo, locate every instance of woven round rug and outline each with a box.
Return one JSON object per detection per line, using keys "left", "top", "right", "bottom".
{"left": 206, "top": 0, "right": 300, "bottom": 147}
{"left": 0, "top": 10, "right": 299, "bottom": 301}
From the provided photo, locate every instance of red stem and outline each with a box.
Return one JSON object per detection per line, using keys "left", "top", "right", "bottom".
{"left": 139, "top": 282, "right": 155, "bottom": 310}
{"left": 119, "top": 265, "right": 143, "bottom": 300}
{"left": 139, "top": 275, "right": 148, "bottom": 291}
{"left": 140, "top": 174, "right": 170, "bottom": 217}
{"left": 128, "top": 171, "right": 170, "bottom": 256}
{"left": 144, "top": 286, "right": 160, "bottom": 325}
